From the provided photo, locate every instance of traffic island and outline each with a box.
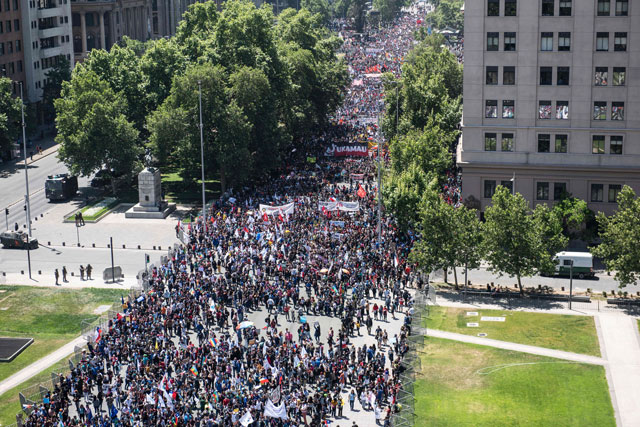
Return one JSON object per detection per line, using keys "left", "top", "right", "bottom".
{"left": 63, "top": 197, "right": 120, "bottom": 224}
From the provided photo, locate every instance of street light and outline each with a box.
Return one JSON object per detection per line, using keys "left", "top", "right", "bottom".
{"left": 198, "top": 81, "right": 206, "bottom": 233}
{"left": 569, "top": 259, "right": 574, "bottom": 310}
{"left": 17, "top": 82, "right": 32, "bottom": 237}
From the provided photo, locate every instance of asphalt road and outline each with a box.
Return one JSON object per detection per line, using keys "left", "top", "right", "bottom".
{"left": 0, "top": 151, "right": 91, "bottom": 231}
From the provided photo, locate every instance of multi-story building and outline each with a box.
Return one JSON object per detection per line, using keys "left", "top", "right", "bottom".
{"left": 459, "top": 0, "right": 640, "bottom": 215}
{"left": 21, "top": 0, "right": 74, "bottom": 103}
{"left": 0, "top": 0, "right": 26, "bottom": 97}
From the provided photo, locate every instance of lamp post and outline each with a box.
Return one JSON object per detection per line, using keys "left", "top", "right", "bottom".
{"left": 198, "top": 81, "right": 206, "bottom": 233}
{"left": 569, "top": 259, "right": 574, "bottom": 310}
{"left": 18, "top": 82, "right": 32, "bottom": 237}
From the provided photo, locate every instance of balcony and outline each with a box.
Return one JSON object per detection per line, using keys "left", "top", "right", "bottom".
{"left": 38, "top": 26, "right": 66, "bottom": 39}
{"left": 37, "top": 7, "right": 65, "bottom": 19}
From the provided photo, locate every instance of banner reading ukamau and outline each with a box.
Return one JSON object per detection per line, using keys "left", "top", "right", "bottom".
{"left": 318, "top": 201, "right": 360, "bottom": 212}
{"left": 324, "top": 144, "right": 368, "bottom": 157}
{"left": 259, "top": 203, "right": 295, "bottom": 216}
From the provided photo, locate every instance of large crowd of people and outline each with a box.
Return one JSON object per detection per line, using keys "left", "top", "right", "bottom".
{"left": 20, "top": 10, "right": 436, "bottom": 427}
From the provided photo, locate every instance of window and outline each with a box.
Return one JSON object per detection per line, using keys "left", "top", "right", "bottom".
{"left": 613, "top": 67, "right": 626, "bottom": 86}
{"left": 592, "top": 135, "right": 605, "bottom": 154}
{"left": 485, "top": 133, "right": 497, "bottom": 151}
{"left": 557, "top": 67, "right": 570, "bottom": 85}
{"left": 614, "top": 32, "right": 627, "bottom": 51}
{"left": 539, "top": 101, "right": 552, "bottom": 119}
{"left": 500, "top": 180, "right": 513, "bottom": 193}
{"left": 610, "top": 136, "right": 623, "bottom": 154}
{"left": 555, "top": 134, "right": 568, "bottom": 153}
{"left": 13, "top": 19, "right": 18, "bottom": 31}
{"left": 554, "top": 183, "right": 567, "bottom": 200}
{"left": 504, "top": 32, "right": 516, "bottom": 51}
{"left": 6, "top": 20, "right": 10, "bottom": 32}
{"left": 596, "top": 32, "right": 609, "bottom": 51}
{"left": 15, "top": 40, "right": 19, "bottom": 51}
{"left": 0, "top": 22, "right": 2, "bottom": 33}
{"left": 7, "top": 41, "right": 11, "bottom": 53}
{"left": 609, "top": 184, "right": 622, "bottom": 203}
{"left": 598, "top": 0, "right": 610, "bottom": 15}
{"left": 485, "top": 100, "right": 498, "bottom": 118}
{"left": 541, "top": 32, "right": 553, "bottom": 51}
{"left": 558, "top": 32, "right": 571, "bottom": 51}
{"left": 591, "top": 184, "right": 604, "bottom": 202}
{"left": 537, "top": 182, "right": 550, "bottom": 200}
{"left": 484, "top": 181, "right": 497, "bottom": 198}
{"left": 616, "top": 0, "right": 628, "bottom": 16}
{"left": 505, "top": 0, "right": 517, "bottom": 16}
{"left": 488, "top": 0, "right": 499, "bottom": 16}
{"left": 593, "top": 102, "right": 607, "bottom": 120}
{"left": 611, "top": 102, "right": 624, "bottom": 120}
{"left": 17, "top": 60, "right": 21, "bottom": 72}
{"left": 540, "top": 67, "right": 552, "bottom": 85}
{"left": 486, "top": 66, "right": 498, "bottom": 85}
{"left": 487, "top": 32, "right": 499, "bottom": 51}
{"left": 595, "top": 67, "right": 608, "bottom": 86}
{"left": 556, "top": 101, "right": 569, "bottom": 120}
{"left": 542, "top": 0, "right": 554, "bottom": 16}
{"left": 503, "top": 66, "right": 515, "bottom": 85}
{"left": 538, "top": 134, "right": 551, "bottom": 152}
{"left": 0, "top": 42, "right": 3, "bottom": 56}
{"left": 559, "top": 0, "right": 572, "bottom": 15}
{"left": 502, "top": 133, "right": 514, "bottom": 151}
{"left": 502, "top": 100, "right": 515, "bottom": 118}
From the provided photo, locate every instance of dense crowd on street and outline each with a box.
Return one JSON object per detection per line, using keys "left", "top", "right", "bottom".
{"left": 20, "top": 10, "right": 434, "bottom": 427}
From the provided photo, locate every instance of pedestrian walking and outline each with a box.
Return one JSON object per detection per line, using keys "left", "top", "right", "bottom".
{"left": 79, "top": 212, "right": 85, "bottom": 226}
{"left": 75, "top": 213, "right": 80, "bottom": 227}
{"left": 86, "top": 264, "right": 92, "bottom": 280}
{"left": 80, "top": 265, "right": 85, "bottom": 281}
{"left": 62, "top": 266, "right": 67, "bottom": 282}
{"left": 54, "top": 269, "right": 59, "bottom": 285}
{"left": 349, "top": 389, "right": 356, "bottom": 411}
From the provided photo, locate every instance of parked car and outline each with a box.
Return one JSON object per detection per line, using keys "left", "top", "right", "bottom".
{"left": 0, "top": 230, "right": 38, "bottom": 249}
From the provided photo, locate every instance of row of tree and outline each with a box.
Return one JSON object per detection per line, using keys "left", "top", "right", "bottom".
{"left": 55, "top": 0, "right": 349, "bottom": 191}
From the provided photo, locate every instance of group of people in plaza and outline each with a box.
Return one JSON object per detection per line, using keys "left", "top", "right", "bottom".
{"left": 21, "top": 10, "right": 438, "bottom": 427}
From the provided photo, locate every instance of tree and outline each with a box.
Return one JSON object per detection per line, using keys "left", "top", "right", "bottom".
{"left": 592, "top": 186, "right": 640, "bottom": 287}
{"left": 373, "top": 0, "right": 406, "bottom": 22}
{"left": 148, "top": 64, "right": 252, "bottom": 191}
{"left": 427, "top": 0, "right": 464, "bottom": 31}
{"left": 0, "top": 77, "right": 22, "bottom": 156}
{"left": 347, "top": 0, "right": 367, "bottom": 32}
{"left": 551, "top": 194, "right": 592, "bottom": 238}
{"left": 482, "top": 186, "right": 567, "bottom": 293}
{"left": 301, "top": 0, "right": 331, "bottom": 24}
{"left": 140, "top": 38, "right": 187, "bottom": 111}
{"left": 410, "top": 197, "right": 482, "bottom": 286}
{"left": 55, "top": 71, "right": 141, "bottom": 182}
{"left": 41, "top": 55, "right": 72, "bottom": 122}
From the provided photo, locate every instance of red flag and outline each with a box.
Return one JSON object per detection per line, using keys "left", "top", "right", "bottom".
{"left": 263, "top": 213, "right": 269, "bottom": 222}
{"left": 243, "top": 227, "right": 249, "bottom": 234}
{"left": 357, "top": 185, "right": 366, "bottom": 198}
{"left": 278, "top": 213, "right": 284, "bottom": 222}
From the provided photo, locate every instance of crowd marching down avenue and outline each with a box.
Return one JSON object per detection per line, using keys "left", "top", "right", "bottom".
{"left": 22, "top": 9, "right": 430, "bottom": 427}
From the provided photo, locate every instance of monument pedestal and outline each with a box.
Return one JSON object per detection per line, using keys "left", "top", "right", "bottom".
{"left": 125, "top": 167, "right": 176, "bottom": 219}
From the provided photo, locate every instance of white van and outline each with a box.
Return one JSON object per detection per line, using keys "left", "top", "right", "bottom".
{"left": 553, "top": 252, "right": 594, "bottom": 279}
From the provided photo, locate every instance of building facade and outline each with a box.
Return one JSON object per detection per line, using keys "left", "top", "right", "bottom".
{"left": 0, "top": 0, "right": 25, "bottom": 97}
{"left": 459, "top": 0, "right": 640, "bottom": 215}
{"left": 20, "top": 0, "right": 75, "bottom": 103}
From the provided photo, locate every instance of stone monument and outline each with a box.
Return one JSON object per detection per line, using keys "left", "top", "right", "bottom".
{"left": 125, "top": 167, "right": 176, "bottom": 219}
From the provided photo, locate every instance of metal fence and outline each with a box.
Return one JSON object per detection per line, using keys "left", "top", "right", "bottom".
{"left": 389, "top": 285, "right": 432, "bottom": 426}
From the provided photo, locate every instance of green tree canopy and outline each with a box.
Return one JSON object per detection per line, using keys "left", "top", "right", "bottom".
{"left": 301, "top": 0, "right": 331, "bottom": 24}
{"left": 0, "top": 77, "right": 22, "bottom": 155}
{"left": 482, "top": 186, "right": 567, "bottom": 293}
{"left": 41, "top": 55, "right": 72, "bottom": 122}
{"left": 592, "top": 186, "right": 640, "bottom": 287}
{"left": 55, "top": 71, "right": 140, "bottom": 178}
{"left": 427, "top": 0, "right": 464, "bottom": 31}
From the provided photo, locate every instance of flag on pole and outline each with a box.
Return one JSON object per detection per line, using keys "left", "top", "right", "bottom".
{"left": 240, "top": 411, "right": 254, "bottom": 426}
{"left": 357, "top": 185, "right": 366, "bottom": 198}
{"left": 94, "top": 327, "right": 102, "bottom": 343}
{"left": 190, "top": 366, "right": 199, "bottom": 376}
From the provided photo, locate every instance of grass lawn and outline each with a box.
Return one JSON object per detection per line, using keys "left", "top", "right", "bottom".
{"left": 162, "top": 170, "right": 220, "bottom": 204}
{"left": 0, "top": 286, "right": 124, "bottom": 384}
{"left": 64, "top": 197, "right": 120, "bottom": 222}
{"left": 426, "top": 306, "right": 600, "bottom": 356}
{"left": 415, "top": 338, "right": 614, "bottom": 427}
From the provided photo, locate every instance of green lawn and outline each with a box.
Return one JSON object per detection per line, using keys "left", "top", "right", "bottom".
{"left": 162, "top": 170, "right": 220, "bottom": 204}
{"left": 0, "top": 286, "right": 124, "bottom": 383}
{"left": 426, "top": 306, "right": 600, "bottom": 356}
{"left": 415, "top": 338, "right": 614, "bottom": 427}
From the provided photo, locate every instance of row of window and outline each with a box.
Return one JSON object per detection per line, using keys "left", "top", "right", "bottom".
{"left": 487, "top": 0, "right": 629, "bottom": 17}
{"left": 485, "top": 100, "right": 624, "bottom": 121}
{"left": 0, "top": 0, "right": 19, "bottom": 13}
{"left": 29, "top": 0, "right": 68, "bottom": 9}
{"left": 483, "top": 180, "right": 623, "bottom": 203}
{"left": 487, "top": 32, "right": 627, "bottom": 52}
{"left": 0, "top": 40, "right": 21, "bottom": 56}
{"left": 486, "top": 66, "right": 626, "bottom": 87}
{"left": 0, "top": 19, "right": 20, "bottom": 34}
{"left": 483, "top": 133, "right": 625, "bottom": 155}
{"left": 0, "top": 60, "right": 23, "bottom": 76}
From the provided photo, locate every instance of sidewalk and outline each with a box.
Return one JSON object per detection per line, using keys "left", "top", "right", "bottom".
{"left": 597, "top": 312, "right": 640, "bottom": 427}
{"left": 424, "top": 329, "right": 606, "bottom": 365}
{"left": 0, "top": 272, "right": 139, "bottom": 289}
{"left": 0, "top": 336, "right": 86, "bottom": 397}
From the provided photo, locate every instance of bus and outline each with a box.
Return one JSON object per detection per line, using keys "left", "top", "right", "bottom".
{"left": 554, "top": 252, "right": 594, "bottom": 279}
